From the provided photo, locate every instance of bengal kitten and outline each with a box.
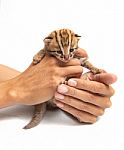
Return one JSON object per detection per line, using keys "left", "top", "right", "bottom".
{"left": 23, "top": 29, "right": 103, "bottom": 129}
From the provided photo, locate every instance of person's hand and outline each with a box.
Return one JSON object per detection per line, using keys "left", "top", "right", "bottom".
{"left": 54, "top": 72, "right": 117, "bottom": 123}
{"left": 8, "top": 48, "right": 86, "bottom": 105}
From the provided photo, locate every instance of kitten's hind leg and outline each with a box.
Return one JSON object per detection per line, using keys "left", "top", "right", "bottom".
{"left": 80, "top": 58, "right": 104, "bottom": 74}
{"left": 47, "top": 99, "right": 57, "bottom": 110}
{"left": 23, "top": 103, "right": 46, "bottom": 129}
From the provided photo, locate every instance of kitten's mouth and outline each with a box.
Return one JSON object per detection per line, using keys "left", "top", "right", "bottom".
{"left": 64, "top": 55, "right": 69, "bottom": 61}
{"left": 61, "top": 58, "right": 72, "bottom": 63}
{"left": 56, "top": 55, "right": 72, "bottom": 63}
{"left": 61, "top": 55, "right": 70, "bottom": 62}
{"left": 58, "top": 59, "right": 70, "bottom": 63}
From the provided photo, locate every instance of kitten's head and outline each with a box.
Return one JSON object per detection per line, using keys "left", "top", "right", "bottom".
{"left": 44, "top": 29, "right": 81, "bottom": 62}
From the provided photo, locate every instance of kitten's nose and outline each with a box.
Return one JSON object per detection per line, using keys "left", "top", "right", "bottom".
{"left": 64, "top": 55, "right": 69, "bottom": 61}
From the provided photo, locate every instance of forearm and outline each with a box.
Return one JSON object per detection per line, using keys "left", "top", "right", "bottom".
{"left": 0, "top": 56, "right": 84, "bottom": 107}
{"left": 0, "top": 64, "right": 21, "bottom": 108}
{"left": 0, "top": 64, "right": 20, "bottom": 82}
{"left": 0, "top": 80, "right": 17, "bottom": 108}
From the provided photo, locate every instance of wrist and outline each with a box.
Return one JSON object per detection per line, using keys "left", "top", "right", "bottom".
{"left": 8, "top": 76, "right": 26, "bottom": 105}
{"left": 8, "top": 80, "right": 19, "bottom": 105}
{"left": 0, "top": 79, "right": 18, "bottom": 108}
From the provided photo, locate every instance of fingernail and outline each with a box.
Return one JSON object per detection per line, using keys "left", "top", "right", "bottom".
{"left": 111, "top": 74, "right": 118, "bottom": 82}
{"left": 55, "top": 92, "right": 64, "bottom": 100}
{"left": 57, "top": 84, "right": 68, "bottom": 94}
{"left": 68, "top": 79, "right": 77, "bottom": 87}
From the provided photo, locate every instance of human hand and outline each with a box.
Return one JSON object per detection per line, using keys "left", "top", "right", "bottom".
{"left": 8, "top": 48, "right": 86, "bottom": 105}
{"left": 54, "top": 72, "right": 117, "bottom": 123}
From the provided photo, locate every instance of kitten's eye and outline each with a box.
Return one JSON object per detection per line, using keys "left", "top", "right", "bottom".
{"left": 57, "top": 51, "right": 63, "bottom": 54}
{"left": 70, "top": 49, "right": 75, "bottom": 52}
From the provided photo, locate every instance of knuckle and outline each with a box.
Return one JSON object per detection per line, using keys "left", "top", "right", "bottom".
{"left": 80, "top": 79, "right": 85, "bottom": 86}
{"left": 102, "top": 98, "right": 112, "bottom": 108}
{"left": 69, "top": 88, "right": 77, "bottom": 97}
{"left": 53, "top": 67, "right": 59, "bottom": 75}
{"left": 97, "top": 108, "right": 104, "bottom": 116}
{"left": 90, "top": 84, "right": 98, "bottom": 92}
{"left": 50, "top": 66, "right": 57, "bottom": 73}
{"left": 49, "top": 79, "right": 55, "bottom": 88}
{"left": 106, "top": 100, "right": 112, "bottom": 108}
{"left": 109, "top": 87, "right": 115, "bottom": 96}
{"left": 50, "top": 66, "right": 60, "bottom": 77}
{"left": 91, "top": 83, "right": 103, "bottom": 93}
{"left": 49, "top": 76, "right": 58, "bottom": 88}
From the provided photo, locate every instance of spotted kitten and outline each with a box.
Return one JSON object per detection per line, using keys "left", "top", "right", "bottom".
{"left": 23, "top": 29, "right": 103, "bottom": 129}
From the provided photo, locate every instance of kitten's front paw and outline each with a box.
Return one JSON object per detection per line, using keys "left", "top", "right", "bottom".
{"left": 33, "top": 55, "right": 42, "bottom": 65}
{"left": 92, "top": 68, "right": 105, "bottom": 74}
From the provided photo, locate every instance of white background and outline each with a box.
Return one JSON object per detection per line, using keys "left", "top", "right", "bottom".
{"left": 0, "top": 0, "right": 123, "bottom": 150}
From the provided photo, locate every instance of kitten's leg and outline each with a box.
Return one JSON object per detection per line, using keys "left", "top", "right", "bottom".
{"left": 47, "top": 99, "right": 57, "bottom": 110}
{"left": 81, "top": 72, "right": 91, "bottom": 80}
{"left": 23, "top": 103, "right": 47, "bottom": 129}
{"left": 80, "top": 58, "right": 104, "bottom": 74}
{"left": 33, "top": 49, "right": 46, "bottom": 65}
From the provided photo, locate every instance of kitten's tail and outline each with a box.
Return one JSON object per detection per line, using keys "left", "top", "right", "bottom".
{"left": 23, "top": 103, "right": 46, "bottom": 129}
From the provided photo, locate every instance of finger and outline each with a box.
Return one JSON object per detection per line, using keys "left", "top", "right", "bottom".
{"left": 57, "top": 84, "right": 112, "bottom": 108}
{"left": 75, "top": 48, "right": 88, "bottom": 58}
{"left": 61, "top": 66, "right": 83, "bottom": 77}
{"left": 60, "top": 58, "right": 81, "bottom": 67}
{"left": 55, "top": 92, "right": 104, "bottom": 116}
{"left": 89, "top": 73, "right": 117, "bottom": 85}
{"left": 68, "top": 78, "right": 115, "bottom": 96}
{"left": 54, "top": 100, "right": 97, "bottom": 123}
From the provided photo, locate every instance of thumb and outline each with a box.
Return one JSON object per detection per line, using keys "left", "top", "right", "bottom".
{"left": 88, "top": 73, "right": 117, "bottom": 85}
{"left": 75, "top": 48, "right": 88, "bottom": 58}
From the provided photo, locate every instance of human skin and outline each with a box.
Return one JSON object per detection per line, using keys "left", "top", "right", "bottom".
{"left": 0, "top": 48, "right": 86, "bottom": 107}
{"left": 54, "top": 73, "right": 117, "bottom": 123}
{"left": 0, "top": 48, "right": 117, "bottom": 123}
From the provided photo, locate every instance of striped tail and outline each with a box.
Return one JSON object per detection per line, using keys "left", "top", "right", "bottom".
{"left": 23, "top": 103, "right": 46, "bottom": 129}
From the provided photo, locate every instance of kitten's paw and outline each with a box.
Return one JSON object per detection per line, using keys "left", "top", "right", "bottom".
{"left": 33, "top": 55, "right": 42, "bottom": 65}
{"left": 92, "top": 68, "right": 105, "bottom": 74}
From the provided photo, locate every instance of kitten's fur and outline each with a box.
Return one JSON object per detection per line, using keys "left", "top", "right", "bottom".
{"left": 23, "top": 29, "right": 103, "bottom": 129}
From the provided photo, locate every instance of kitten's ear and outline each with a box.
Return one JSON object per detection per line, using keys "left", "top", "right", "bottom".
{"left": 43, "top": 37, "right": 53, "bottom": 43}
{"left": 75, "top": 34, "right": 81, "bottom": 40}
